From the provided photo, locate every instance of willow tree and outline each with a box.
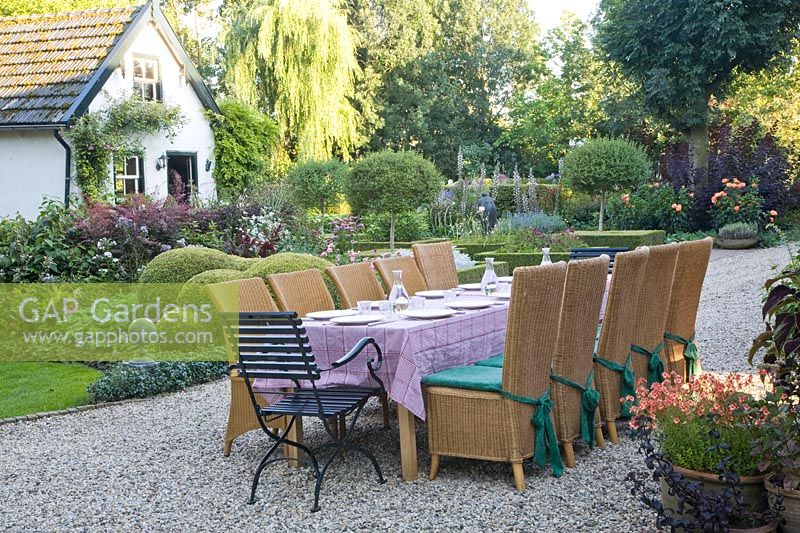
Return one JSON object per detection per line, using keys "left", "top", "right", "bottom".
{"left": 223, "top": 0, "right": 362, "bottom": 162}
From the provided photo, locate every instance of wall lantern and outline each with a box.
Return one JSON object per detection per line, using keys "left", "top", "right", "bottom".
{"left": 155, "top": 154, "right": 167, "bottom": 171}
{"left": 205, "top": 159, "right": 213, "bottom": 172}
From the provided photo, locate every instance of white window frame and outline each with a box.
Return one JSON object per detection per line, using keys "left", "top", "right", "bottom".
{"left": 132, "top": 56, "right": 162, "bottom": 101}
{"left": 114, "top": 156, "right": 143, "bottom": 197}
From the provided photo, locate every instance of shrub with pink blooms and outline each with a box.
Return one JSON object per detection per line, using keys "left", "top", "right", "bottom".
{"left": 629, "top": 372, "right": 766, "bottom": 476}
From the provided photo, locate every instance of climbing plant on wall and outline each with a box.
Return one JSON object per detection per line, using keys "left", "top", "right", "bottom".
{"left": 65, "top": 94, "right": 185, "bottom": 200}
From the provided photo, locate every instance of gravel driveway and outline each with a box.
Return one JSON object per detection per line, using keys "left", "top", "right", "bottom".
{"left": 1, "top": 244, "right": 792, "bottom": 532}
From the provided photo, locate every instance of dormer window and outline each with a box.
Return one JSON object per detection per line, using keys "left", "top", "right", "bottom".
{"left": 133, "top": 56, "right": 161, "bottom": 101}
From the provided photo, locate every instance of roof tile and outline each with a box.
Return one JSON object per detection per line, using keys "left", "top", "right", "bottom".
{"left": 0, "top": 6, "right": 141, "bottom": 125}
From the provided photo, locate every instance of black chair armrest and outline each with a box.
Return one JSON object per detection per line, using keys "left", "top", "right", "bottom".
{"left": 329, "top": 337, "right": 380, "bottom": 368}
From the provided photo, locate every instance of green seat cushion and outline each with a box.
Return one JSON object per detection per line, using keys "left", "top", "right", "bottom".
{"left": 422, "top": 364, "right": 503, "bottom": 393}
{"left": 474, "top": 354, "right": 504, "bottom": 368}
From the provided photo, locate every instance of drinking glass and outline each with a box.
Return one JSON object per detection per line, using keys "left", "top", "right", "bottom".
{"left": 377, "top": 300, "right": 393, "bottom": 319}
{"left": 357, "top": 301, "right": 372, "bottom": 314}
{"left": 443, "top": 290, "right": 458, "bottom": 302}
{"left": 409, "top": 296, "right": 425, "bottom": 311}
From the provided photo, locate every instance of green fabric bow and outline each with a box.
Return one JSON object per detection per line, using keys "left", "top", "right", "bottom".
{"left": 664, "top": 331, "right": 699, "bottom": 378}
{"left": 550, "top": 371, "right": 600, "bottom": 448}
{"left": 500, "top": 387, "right": 564, "bottom": 478}
{"left": 594, "top": 353, "right": 636, "bottom": 417}
{"left": 631, "top": 341, "right": 665, "bottom": 386}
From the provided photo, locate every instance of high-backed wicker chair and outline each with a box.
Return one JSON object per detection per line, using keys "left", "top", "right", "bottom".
{"left": 412, "top": 241, "right": 459, "bottom": 290}
{"left": 206, "top": 277, "right": 286, "bottom": 456}
{"left": 267, "top": 269, "right": 335, "bottom": 317}
{"left": 550, "top": 255, "right": 609, "bottom": 468}
{"left": 663, "top": 237, "right": 713, "bottom": 380}
{"left": 593, "top": 247, "right": 649, "bottom": 444}
{"left": 326, "top": 262, "right": 386, "bottom": 309}
{"left": 630, "top": 243, "right": 679, "bottom": 388}
{"left": 423, "top": 262, "right": 568, "bottom": 490}
{"left": 373, "top": 256, "right": 428, "bottom": 296}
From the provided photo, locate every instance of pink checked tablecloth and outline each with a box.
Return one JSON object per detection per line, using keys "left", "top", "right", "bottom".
{"left": 259, "top": 295, "right": 509, "bottom": 420}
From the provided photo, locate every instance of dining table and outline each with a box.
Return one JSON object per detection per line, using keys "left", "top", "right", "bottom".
{"left": 256, "top": 275, "right": 612, "bottom": 482}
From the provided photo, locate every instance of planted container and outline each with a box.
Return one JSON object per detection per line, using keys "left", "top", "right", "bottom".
{"left": 766, "top": 477, "right": 800, "bottom": 533}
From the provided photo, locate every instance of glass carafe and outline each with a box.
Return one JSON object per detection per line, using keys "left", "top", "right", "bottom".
{"left": 388, "top": 270, "right": 410, "bottom": 312}
{"left": 541, "top": 247, "right": 552, "bottom": 266}
{"left": 481, "top": 257, "right": 499, "bottom": 296}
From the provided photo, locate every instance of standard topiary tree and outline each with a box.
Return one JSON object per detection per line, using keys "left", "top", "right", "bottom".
{"left": 345, "top": 150, "right": 443, "bottom": 250}
{"left": 561, "top": 138, "right": 652, "bottom": 231}
{"left": 286, "top": 159, "right": 348, "bottom": 214}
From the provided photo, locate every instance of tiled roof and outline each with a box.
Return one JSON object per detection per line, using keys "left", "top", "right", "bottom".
{"left": 0, "top": 6, "right": 142, "bottom": 126}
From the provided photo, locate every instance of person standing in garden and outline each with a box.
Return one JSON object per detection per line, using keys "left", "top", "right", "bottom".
{"left": 478, "top": 192, "right": 498, "bottom": 233}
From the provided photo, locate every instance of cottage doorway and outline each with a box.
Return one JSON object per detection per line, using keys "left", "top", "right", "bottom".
{"left": 166, "top": 152, "right": 198, "bottom": 202}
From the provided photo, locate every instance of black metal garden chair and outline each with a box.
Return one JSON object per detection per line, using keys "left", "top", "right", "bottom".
{"left": 570, "top": 247, "right": 629, "bottom": 274}
{"left": 224, "top": 311, "right": 386, "bottom": 512}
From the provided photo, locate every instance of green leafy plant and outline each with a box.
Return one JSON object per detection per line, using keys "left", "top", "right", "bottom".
{"left": 561, "top": 137, "right": 652, "bottom": 230}
{"left": 498, "top": 229, "right": 586, "bottom": 253}
{"left": 710, "top": 178, "right": 765, "bottom": 229}
{"left": 718, "top": 222, "right": 758, "bottom": 240}
{"left": 87, "top": 362, "right": 227, "bottom": 403}
{"left": 207, "top": 100, "right": 279, "bottom": 200}
{"left": 606, "top": 182, "right": 693, "bottom": 233}
{"left": 362, "top": 210, "right": 431, "bottom": 243}
{"left": 65, "top": 94, "right": 185, "bottom": 200}
{"left": 138, "top": 247, "right": 246, "bottom": 284}
{"left": 346, "top": 150, "right": 443, "bottom": 250}
{"left": 748, "top": 387, "right": 800, "bottom": 490}
{"left": 496, "top": 211, "right": 567, "bottom": 234}
{"left": 286, "top": 158, "right": 348, "bottom": 214}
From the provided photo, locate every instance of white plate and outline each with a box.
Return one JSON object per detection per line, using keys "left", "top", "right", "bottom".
{"left": 398, "top": 309, "right": 456, "bottom": 320}
{"left": 444, "top": 300, "right": 492, "bottom": 310}
{"left": 416, "top": 290, "right": 445, "bottom": 298}
{"left": 498, "top": 276, "right": 514, "bottom": 283}
{"left": 329, "top": 314, "right": 385, "bottom": 325}
{"left": 492, "top": 293, "right": 511, "bottom": 300}
{"left": 457, "top": 283, "right": 482, "bottom": 291}
{"left": 305, "top": 309, "right": 357, "bottom": 320}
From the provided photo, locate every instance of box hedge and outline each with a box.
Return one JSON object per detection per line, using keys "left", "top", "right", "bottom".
{"left": 351, "top": 237, "right": 448, "bottom": 252}
{"left": 243, "top": 252, "right": 335, "bottom": 282}
{"left": 474, "top": 251, "right": 571, "bottom": 270}
{"left": 456, "top": 262, "right": 509, "bottom": 284}
{"left": 178, "top": 269, "right": 247, "bottom": 303}
{"left": 453, "top": 241, "right": 504, "bottom": 259}
{"left": 575, "top": 230, "right": 665, "bottom": 248}
{"left": 138, "top": 247, "right": 246, "bottom": 283}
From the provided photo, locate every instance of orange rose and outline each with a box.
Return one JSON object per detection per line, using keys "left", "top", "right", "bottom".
{"left": 770, "top": 216, "right": 775, "bottom": 223}
{"left": 711, "top": 196, "right": 718, "bottom": 204}
{"left": 674, "top": 204, "right": 682, "bottom": 212}
{"left": 722, "top": 178, "right": 729, "bottom": 184}
{"left": 769, "top": 210, "right": 778, "bottom": 216}
{"left": 733, "top": 205, "right": 740, "bottom": 212}
{"left": 671, "top": 203, "right": 677, "bottom": 209}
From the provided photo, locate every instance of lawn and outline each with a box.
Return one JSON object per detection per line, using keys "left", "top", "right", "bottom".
{"left": 0, "top": 363, "right": 101, "bottom": 419}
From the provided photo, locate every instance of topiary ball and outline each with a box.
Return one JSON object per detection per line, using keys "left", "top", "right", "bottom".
{"left": 139, "top": 247, "right": 245, "bottom": 284}
{"left": 177, "top": 269, "right": 248, "bottom": 304}
{"left": 243, "top": 252, "right": 335, "bottom": 282}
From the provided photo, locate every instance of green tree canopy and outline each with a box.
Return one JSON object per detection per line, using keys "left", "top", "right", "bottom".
{"left": 286, "top": 159, "right": 348, "bottom": 214}
{"left": 561, "top": 137, "right": 652, "bottom": 230}
{"left": 345, "top": 150, "right": 443, "bottom": 249}
{"left": 0, "top": 0, "right": 128, "bottom": 15}
{"left": 207, "top": 100, "right": 278, "bottom": 200}
{"left": 222, "top": 0, "right": 362, "bottom": 164}
{"left": 595, "top": 0, "right": 800, "bottom": 174}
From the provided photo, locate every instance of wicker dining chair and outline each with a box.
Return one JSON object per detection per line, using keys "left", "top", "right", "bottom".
{"left": 206, "top": 277, "right": 286, "bottom": 456}
{"left": 663, "top": 237, "right": 713, "bottom": 380}
{"left": 423, "top": 262, "right": 568, "bottom": 490}
{"left": 412, "top": 241, "right": 459, "bottom": 290}
{"left": 629, "top": 243, "right": 679, "bottom": 388}
{"left": 593, "top": 247, "right": 649, "bottom": 444}
{"left": 550, "top": 255, "right": 609, "bottom": 468}
{"left": 326, "top": 262, "right": 386, "bottom": 309}
{"left": 267, "top": 269, "right": 335, "bottom": 317}
{"left": 373, "top": 256, "right": 428, "bottom": 296}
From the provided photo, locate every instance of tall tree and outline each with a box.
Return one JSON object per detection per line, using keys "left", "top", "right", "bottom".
{"left": 222, "top": 0, "right": 362, "bottom": 164}
{"left": 363, "top": 0, "right": 544, "bottom": 177}
{"left": 0, "top": 0, "right": 127, "bottom": 16}
{"left": 595, "top": 0, "right": 800, "bottom": 177}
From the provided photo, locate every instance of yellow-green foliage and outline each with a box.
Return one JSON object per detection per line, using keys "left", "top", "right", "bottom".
{"left": 139, "top": 248, "right": 246, "bottom": 284}
{"left": 178, "top": 269, "right": 246, "bottom": 305}
{"left": 243, "top": 252, "right": 334, "bottom": 282}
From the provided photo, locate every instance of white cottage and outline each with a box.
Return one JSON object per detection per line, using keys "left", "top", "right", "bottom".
{"left": 0, "top": 2, "right": 219, "bottom": 218}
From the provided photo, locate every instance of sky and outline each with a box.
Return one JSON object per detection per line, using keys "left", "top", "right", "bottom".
{"left": 529, "top": 0, "right": 600, "bottom": 34}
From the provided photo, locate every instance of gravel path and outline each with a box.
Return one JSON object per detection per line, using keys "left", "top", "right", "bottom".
{"left": 0, "top": 244, "right": 791, "bottom": 532}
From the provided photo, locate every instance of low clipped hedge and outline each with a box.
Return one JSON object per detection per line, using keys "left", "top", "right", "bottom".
{"left": 576, "top": 230, "right": 665, "bottom": 248}
{"left": 456, "top": 262, "right": 510, "bottom": 284}
{"left": 243, "top": 252, "right": 335, "bottom": 282}
{"left": 454, "top": 241, "right": 504, "bottom": 259}
{"left": 474, "top": 251, "right": 571, "bottom": 270}
{"left": 139, "top": 247, "right": 246, "bottom": 283}
{"left": 351, "top": 237, "right": 448, "bottom": 252}
{"left": 87, "top": 361, "right": 228, "bottom": 403}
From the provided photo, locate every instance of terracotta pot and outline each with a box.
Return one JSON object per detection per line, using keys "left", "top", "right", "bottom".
{"left": 729, "top": 520, "right": 780, "bottom": 533}
{"left": 660, "top": 465, "right": 768, "bottom": 528}
{"left": 716, "top": 237, "right": 759, "bottom": 249}
{"left": 766, "top": 477, "right": 800, "bottom": 533}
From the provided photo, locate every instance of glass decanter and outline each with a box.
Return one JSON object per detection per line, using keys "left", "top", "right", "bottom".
{"left": 541, "top": 247, "right": 552, "bottom": 265}
{"left": 388, "top": 270, "right": 410, "bottom": 312}
{"left": 481, "top": 257, "right": 499, "bottom": 296}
